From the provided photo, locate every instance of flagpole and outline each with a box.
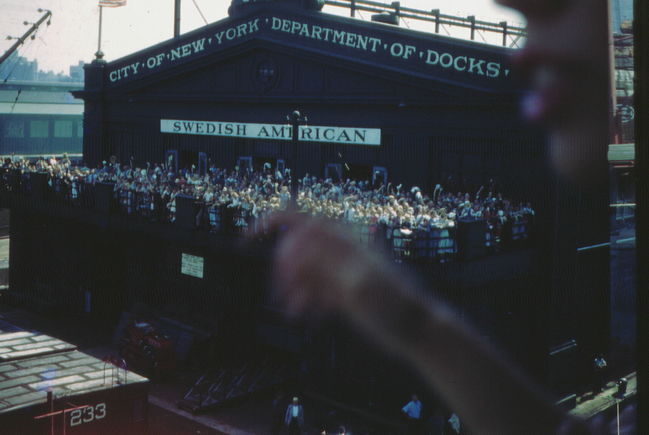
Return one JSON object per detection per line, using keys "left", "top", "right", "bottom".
{"left": 95, "top": 5, "right": 104, "bottom": 60}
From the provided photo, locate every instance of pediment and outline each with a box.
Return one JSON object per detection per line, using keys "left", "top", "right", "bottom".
{"left": 116, "top": 44, "right": 482, "bottom": 104}
{"left": 99, "top": 6, "right": 520, "bottom": 98}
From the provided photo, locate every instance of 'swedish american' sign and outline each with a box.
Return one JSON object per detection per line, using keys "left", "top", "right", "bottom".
{"left": 160, "top": 119, "right": 381, "bottom": 146}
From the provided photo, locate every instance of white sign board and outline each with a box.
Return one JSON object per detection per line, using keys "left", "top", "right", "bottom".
{"left": 161, "top": 119, "right": 381, "bottom": 146}
{"left": 181, "top": 253, "right": 204, "bottom": 279}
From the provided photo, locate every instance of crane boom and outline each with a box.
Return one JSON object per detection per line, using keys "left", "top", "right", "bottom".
{"left": 0, "top": 10, "right": 52, "bottom": 67}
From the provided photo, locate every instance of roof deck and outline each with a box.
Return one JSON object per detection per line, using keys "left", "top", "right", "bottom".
{"left": 0, "top": 331, "right": 147, "bottom": 414}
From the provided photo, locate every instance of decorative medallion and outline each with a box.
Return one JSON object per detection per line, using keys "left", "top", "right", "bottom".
{"left": 253, "top": 57, "right": 279, "bottom": 93}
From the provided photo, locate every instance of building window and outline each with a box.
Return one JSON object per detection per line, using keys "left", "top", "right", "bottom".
{"left": 29, "top": 120, "right": 49, "bottom": 138}
{"left": 325, "top": 163, "right": 342, "bottom": 182}
{"left": 54, "top": 120, "right": 73, "bottom": 138}
{"left": 372, "top": 166, "right": 388, "bottom": 185}
{"left": 3, "top": 120, "right": 25, "bottom": 138}
{"left": 76, "top": 120, "right": 83, "bottom": 138}
{"left": 237, "top": 156, "right": 252, "bottom": 172}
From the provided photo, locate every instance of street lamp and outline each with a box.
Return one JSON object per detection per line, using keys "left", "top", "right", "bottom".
{"left": 286, "top": 109, "right": 308, "bottom": 207}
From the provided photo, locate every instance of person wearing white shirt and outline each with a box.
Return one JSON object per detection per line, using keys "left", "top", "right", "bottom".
{"left": 284, "top": 396, "right": 304, "bottom": 435}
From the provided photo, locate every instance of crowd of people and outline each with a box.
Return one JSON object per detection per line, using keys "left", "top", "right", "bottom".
{"left": 1, "top": 155, "right": 534, "bottom": 258}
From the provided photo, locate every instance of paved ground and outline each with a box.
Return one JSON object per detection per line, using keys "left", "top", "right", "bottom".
{"left": 149, "top": 405, "right": 227, "bottom": 435}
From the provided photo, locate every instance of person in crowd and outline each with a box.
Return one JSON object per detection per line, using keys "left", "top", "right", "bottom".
{"left": 4, "top": 155, "right": 533, "bottom": 248}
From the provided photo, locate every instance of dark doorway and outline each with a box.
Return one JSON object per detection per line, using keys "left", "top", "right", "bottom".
{"left": 165, "top": 150, "right": 178, "bottom": 174}
{"left": 249, "top": 157, "right": 285, "bottom": 173}
{"left": 343, "top": 163, "right": 373, "bottom": 182}
{"left": 179, "top": 150, "right": 199, "bottom": 170}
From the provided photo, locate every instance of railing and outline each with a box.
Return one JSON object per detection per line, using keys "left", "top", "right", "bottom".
{"left": 324, "top": 0, "right": 527, "bottom": 47}
{"left": 0, "top": 169, "right": 533, "bottom": 263}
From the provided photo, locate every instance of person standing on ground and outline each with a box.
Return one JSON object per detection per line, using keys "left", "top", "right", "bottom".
{"left": 402, "top": 394, "right": 423, "bottom": 434}
{"left": 270, "top": 390, "right": 286, "bottom": 435}
{"left": 285, "top": 396, "right": 305, "bottom": 435}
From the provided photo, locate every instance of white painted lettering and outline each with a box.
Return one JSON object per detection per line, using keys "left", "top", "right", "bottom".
{"left": 248, "top": 18, "right": 260, "bottom": 33}
{"left": 425, "top": 50, "right": 439, "bottom": 65}
{"left": 468, "top": 58, "right": 485, "bottom": 75}
{"left": 109, "top": 70, "right": 118, "bottom": 82}
{"left": 191, "top": 38, "right": 206, "bottom": 53}
{"left": 311, "top": 25, "right": 323, "bottom": 40}
{"left": 345, "top": 32, "right": 357, "bottom": 48}
{"left": 486, "top": 61, "right": 501, "bottom": 78}
{"left": 332, "top": 30, "right": 346, "bottom": 45}
{"left": 439, "top": 53, "right": 453, "bottom": 68}
{"left": 271, "top": 17, "right": 282, "bottom": 31}
{"left": 403, "top": 45, "right": 417, "bottom": 60}
{"left": 390, "top": 43, "right": 403, "bottom": 58}
{"left": 237, "top": 23, "right": 248, "bottom": 38}
{"left": 368, "top": 37, "right": 381, "bottom": 52}
{"left": 454, "top": 56, "right": 467, "bottom": 71}
{"left": 170, "top": 47, "right": 182, "bottom": 60}
{"left": 356, "top": 34, "right": 368, "bottom": 50}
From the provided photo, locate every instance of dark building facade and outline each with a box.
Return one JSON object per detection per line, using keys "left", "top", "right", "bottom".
{"left": 78, "top": 1, "right": 540, "bottom": 198}
{"left": 3, "top": 0, "right": 611, "bottom": 413}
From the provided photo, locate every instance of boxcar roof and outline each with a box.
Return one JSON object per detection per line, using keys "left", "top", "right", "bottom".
{"left": 0, "top": 331, "right": 147, "bottom": 414}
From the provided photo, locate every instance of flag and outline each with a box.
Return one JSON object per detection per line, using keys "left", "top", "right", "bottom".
{"left": 99, "top": 0, "right": 126, "bottom": 7}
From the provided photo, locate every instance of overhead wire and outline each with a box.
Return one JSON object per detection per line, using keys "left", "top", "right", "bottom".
{"left": 191, "top": 0, "right": 209, "bottom": 26}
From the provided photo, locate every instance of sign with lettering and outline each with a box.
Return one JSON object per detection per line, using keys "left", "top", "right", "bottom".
{"left": 106, "top": 9, "right": 516, "bottom": 92}
{"left": 181, "top": 253, "right": 204, "bottom": 279}
{"left": 161, "top": 119, "right": 381, "bottom": 145}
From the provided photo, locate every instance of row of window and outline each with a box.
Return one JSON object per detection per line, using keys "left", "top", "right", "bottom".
{"left": 164, "top": 151, "right": 389, "bottom": 183}
{"left": 2, "top": 119, "right": 83, "bottom": 139}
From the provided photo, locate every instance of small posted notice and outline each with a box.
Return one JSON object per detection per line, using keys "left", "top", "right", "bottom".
{"left": 181, "top": 253, "right": 204, "bottom": 279}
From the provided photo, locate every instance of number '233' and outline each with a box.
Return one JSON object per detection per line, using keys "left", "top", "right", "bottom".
{"left": 69, "top": 403, "right": 107, "bottom": 427}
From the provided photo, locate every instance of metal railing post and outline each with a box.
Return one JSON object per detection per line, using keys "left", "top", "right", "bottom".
{"left": 468, "top": 15, "right": 476, "bottom": 40}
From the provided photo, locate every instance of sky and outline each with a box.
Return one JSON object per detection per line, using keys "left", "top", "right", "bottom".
{"left": 0, "top": 0, "right": 525, "bottom": 75}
